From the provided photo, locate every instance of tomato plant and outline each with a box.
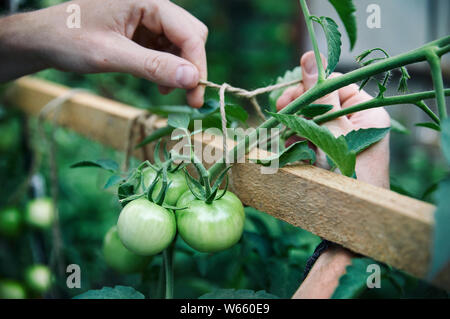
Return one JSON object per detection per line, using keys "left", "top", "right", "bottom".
{"left": 25, "top": 198, "right": 54, "bottom": 230}
{"left": 176, "top": 190, "right": 245, "bottom": 253}
{"left": 2, "top": 0, "right": 450, "bottom": 301}
{"left": 103, "top": 226, "right": 151, "bottom": 273}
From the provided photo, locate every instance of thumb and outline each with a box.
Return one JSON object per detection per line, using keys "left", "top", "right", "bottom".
{"left": 300, "top": 51, "right": 353, "bottom": 137}
{"left": 107, "top": 38, "right": 200, "bottom": 89}
{"left": 300, "top": 51, "right": 341, "bottom": 112}
{"left": 301, "top": 51, "right": 327, "bottom": 90}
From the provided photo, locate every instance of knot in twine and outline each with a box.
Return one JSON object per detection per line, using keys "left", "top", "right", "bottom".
{"left": 199, "top": 78, "right": 301, "bottom": 163}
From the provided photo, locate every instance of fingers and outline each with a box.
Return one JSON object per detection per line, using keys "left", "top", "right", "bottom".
{"left": 301, "top": 51, "right": 340, "bottom": 110}
{"left": 300, "top": 51, "right": 353, "bottom": 136}
{"left": 330, "top": 72, "right": 373, "bottom": 109}
{"left": 106, "top": 37, "right": 200, "bottom": 89}
{"left": 276, "top": 84, "right": 304, "bottom": 111}
{"left": 142, "top": 0, "right": 208, "bottom": 108}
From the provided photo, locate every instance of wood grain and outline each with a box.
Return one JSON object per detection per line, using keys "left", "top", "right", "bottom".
{"left": 6, "top": 76, "right": 449, "bottom": 289}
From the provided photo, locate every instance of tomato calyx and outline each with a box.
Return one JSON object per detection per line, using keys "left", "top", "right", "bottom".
{"left": 170, "top": 149, "right": 231, "bottom": 205}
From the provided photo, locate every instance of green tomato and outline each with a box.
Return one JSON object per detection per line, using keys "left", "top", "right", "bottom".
{"left": 176, "top": 191, "right": 245, "bottom": 253}
{"left": 141, "top": 167, "right": 189, "bottom": 206}
{"left": 0, "top": 280, "right": 27, "bottom": 299}
{"left": 25, "top": 198, "right": 55, "bottom": 229}
{"left": 117, "top": 198, "right": 176, "bottom": 256}
{"left": 0, "top": 207, "right": 22, "bottom": 237}
{"left": 103, "top": 226, "right": 151, "bottom": 273}
{"left": 24, "top": 264, "right": 52, "bottom": 294}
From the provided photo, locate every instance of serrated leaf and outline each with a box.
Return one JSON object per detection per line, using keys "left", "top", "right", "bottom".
{"left": 328, "top": 0, "right": 357, "bottom": 50}
{"left": 269, "top": 113, "right": 356, "bottom": 177}
{"left": 251, "top": 140, "right": 316, "bottom": 168}
{"left": 429, "top": 178, "right": 450, "bottom": 278}
{"left": 344, "top": 127, "right": 390, "bottom": 155}
{"left": 390, "top": 118, "right": 410, "bottom": 135}
{"left": 268, "top": 67, "right": 302, "bottom": 112}
{"left": 316, "top": 16, "right": 342, "bottom": 76}
{"left": 168, "top": 113, "right": 190, "bottom": 129}
{"left": 415, "top": 122, "right": 441, "bottom": 132}
{"left": 299, "top": 104, "right": 333, "bottom": 118}
{"left": 104, "top": 174, "right": 125, "bottom": 189}
{"left": 70, "top": 159, "right": 119, "bottom": 172}
{"left": 199, "top": 289, "right": 279, "bottom": 299}
{"left": 73, "top": 286, "right": 145, "bottom": 299}
{"left": 440, "top": 118, "right": 450, "bottom": 165}
{"left": 332, "top": 258, "right": 387, "bottom": 299}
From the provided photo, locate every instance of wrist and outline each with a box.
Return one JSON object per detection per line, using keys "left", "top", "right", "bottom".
{"left": 0, "top": 11, "right": 51, "bottom": 81}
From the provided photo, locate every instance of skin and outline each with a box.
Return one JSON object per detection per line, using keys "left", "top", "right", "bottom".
{"left": 277, "top": 52, "right": 390, "bottom": 299}
{"left": 0, "top": 0, "right": 208, "bottom": 108}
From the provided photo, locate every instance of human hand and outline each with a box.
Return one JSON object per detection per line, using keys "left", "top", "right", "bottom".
{"left": 277, "top": 51, "right": 391, "bottom": 188}
{"left": 278, "top": 52, "right": 391, "bottom": 299}
{"left": 0, "top": 0, "right": 208, "bottom": 107}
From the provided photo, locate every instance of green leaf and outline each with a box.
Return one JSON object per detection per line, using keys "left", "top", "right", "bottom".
{"left": 299, "top": 104, "right": 333, "bottom": 118}
{"left": 344, "top": 127, "right": 390, "bottom": 155}
{"left": 332, "top": 258, "right": 386, "bottom": 299}
{"left": 225, "top": 104, "right": 249, "bottom": 123}
{"left": 268, "top": 67, "right": 302, "bottom": 112}
{"left": 328, "top": 0, "right": 357, "bottom": 50}
{"left": 199, "top": 289, "right": 279, "bottom": 299}
{"left": 440, "top": 118, "right": 450, "bottom": 165}
{"left": 315, "top": 16, "right": 342, "bottom": 76}
{"left": 168, "top": 113, "right": 190, "bottom": 129}
{"left": 103, "top": 174, "right": 125, "bottom": 189}
{"left": 251, "top": 140, "right": 316, "bottom": 168}
{"left": 429, "top": 177, "right": 450, "bottom": 278}
{"left": 70, "top": 159, "right": 119, "bottom": 173}
{"left": 73, "top": 286, "right": 145, "bottom": 299}
{"left": 415, "top": 122, "right": 441, "bottom": 132}
{"left": 135, "top": 126, "right": 174, "bottom": 148}
{"left": 267, "top": 259, "right": 303, "bottom": 298}
{"left": 390, "top": 118, "right": 410, "bottom": 135}
{"left": 269, "top": 113, "right": 356, "bottom": 176}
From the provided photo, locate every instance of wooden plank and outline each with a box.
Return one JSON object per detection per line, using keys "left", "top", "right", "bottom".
{"left": 6, "top": 76, "right": 449, "bottom": 289}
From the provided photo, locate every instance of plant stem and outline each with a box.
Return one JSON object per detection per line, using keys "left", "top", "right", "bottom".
{"left": 426, "top": 48, "right": 447, "bottom": 119}
{"left": 163, "top": 240, "right": 175, "bottom": 299}
{"left": 299, "top": 0, "right": 326, "bottom": 82}
{"left": 207, "top": 36, "right": 450, "bottom": 179}
{"left": 314, "top": 89, "right": 449, "bottom": 125}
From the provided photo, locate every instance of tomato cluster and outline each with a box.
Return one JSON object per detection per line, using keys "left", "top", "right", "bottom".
{"left": 103, "top": 165, "right": 245, "bottom": 273}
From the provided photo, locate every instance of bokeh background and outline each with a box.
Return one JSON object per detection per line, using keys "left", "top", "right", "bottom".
{"left": 0, "top": 0, "right": 449, "bottom": 298}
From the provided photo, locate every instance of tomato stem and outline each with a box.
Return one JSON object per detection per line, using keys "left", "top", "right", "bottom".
{"left": 299, "top": 0, "right": 326, "bottom": 82}
{"left": 426, "top": 48, "right": 447, "bottom": 120}
{"left": 163, "top": 239, "right": 175, "bottom": 299}
{"left": 207, "top": 36, "right": 450, "bottom": 180}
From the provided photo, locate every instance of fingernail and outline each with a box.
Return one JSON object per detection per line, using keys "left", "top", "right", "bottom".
{"left": 176, "top": 65, "right": 197, "bottom": 87}
{"left": 304, "top": 57, "right": 318, "bottom": 76}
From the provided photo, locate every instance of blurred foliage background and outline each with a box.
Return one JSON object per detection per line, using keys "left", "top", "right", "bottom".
{"left": 0, "top": 0, "right": 448, "bottom": 299}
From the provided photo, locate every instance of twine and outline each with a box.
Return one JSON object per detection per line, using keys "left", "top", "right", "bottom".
{"left": 199, "top": 78, "right": 301, "bottom": 163}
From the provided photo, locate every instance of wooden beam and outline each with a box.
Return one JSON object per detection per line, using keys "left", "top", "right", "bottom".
{"left": 6, "top": 76, "right": 449, "bottom": 289}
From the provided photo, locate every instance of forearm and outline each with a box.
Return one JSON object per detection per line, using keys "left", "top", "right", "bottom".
{"left": 0, "top": 11, "right": 50, "bottom": 82}
{"left": 292, "top": 245, "right": 354, "bottom": 299}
